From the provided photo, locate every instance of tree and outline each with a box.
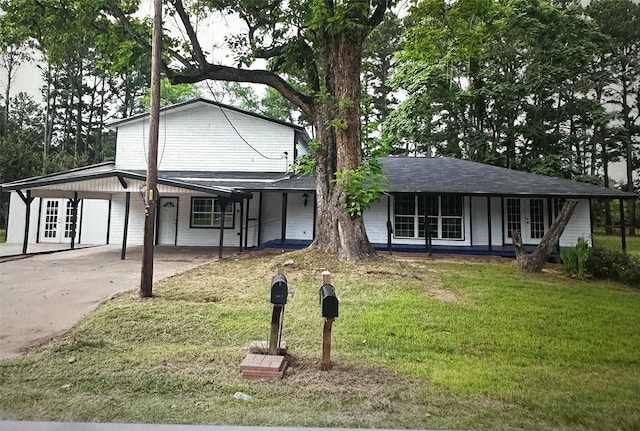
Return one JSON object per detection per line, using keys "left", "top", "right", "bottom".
{"left": 104, "top": 0, "right": 391, "bottom": 261}
{"left": 587, "top": 0, "right": 640, "bottom": 235}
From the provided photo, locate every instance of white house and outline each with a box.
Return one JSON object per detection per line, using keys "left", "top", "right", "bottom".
{"left": 2, "top": 98, "right": 637, "bottom": 258}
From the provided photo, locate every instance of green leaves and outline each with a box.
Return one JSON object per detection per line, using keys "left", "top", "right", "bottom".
{"left": 334, "top": 159, "right": 385, "bottom": 217}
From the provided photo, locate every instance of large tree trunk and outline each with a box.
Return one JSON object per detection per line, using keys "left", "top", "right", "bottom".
{"left": 512, "top": 199, "right": 578, "bottom": 272}
{"left": 310, "top": 28, "right": 377, "bottom": 261}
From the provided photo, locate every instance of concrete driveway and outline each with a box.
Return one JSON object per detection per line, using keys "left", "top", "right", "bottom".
{"left": 0, "top": 245, "right": 221, "bottom": 360}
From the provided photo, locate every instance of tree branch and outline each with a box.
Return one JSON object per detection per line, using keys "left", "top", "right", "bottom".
{"left": 169, "top": 65, "right": 314, "bottom": 115}
{"left": 170, "top": 0, "right": 207, "bottom": 69}
{"left": 368, "top": 0, "right": 390, "bottom": 30}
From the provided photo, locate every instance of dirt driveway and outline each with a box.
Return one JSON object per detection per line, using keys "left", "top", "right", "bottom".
{"left": 0, "top": 245, "right": 220, "bottom": 360}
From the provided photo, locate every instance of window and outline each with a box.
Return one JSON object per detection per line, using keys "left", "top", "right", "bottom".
{"left": 190, "top": 198, "right": 235, "bottom": 228}
{"left": 394, "top": 194, "right": 464, "bottom": 240}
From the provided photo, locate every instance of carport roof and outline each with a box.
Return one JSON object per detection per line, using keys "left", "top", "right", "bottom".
{"left": 0, "top": 162, "right": 251, "bottom": 199}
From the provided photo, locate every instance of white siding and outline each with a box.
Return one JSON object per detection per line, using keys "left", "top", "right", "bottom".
{"left": 260, "top": 192, "right": 283, "bottom": 243}
{"left": 109, "top": 193, "right": 146, "bottom": 246}
{"left": 115, "top": 104, "right": 296, "bottom": 172}
{"left": 6, "top": 192, "right": 38, "bottom": 244}
{"left": 363, "top": 198, "right": 389, "bottom": 244}
{"left": 490, "top": 197, "right": 505, "bottom": 246}
{"left": 285, "top": 192, "right": 314, "bottom": 240}
{"left": 471, "top": 196, "right": 488, "bottom": 246}
{"left": 560, "top": 199, "right": 592, "bottom": 247}
{"left": 175, "top": 194, "right": 242, "bottom": 247}
{"left": 79, "top": 199, "right": 109, "bottom": 244}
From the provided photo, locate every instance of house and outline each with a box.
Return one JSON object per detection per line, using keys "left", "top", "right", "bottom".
{"left": 2, "top": 98, "right": 637, "bottom": 258}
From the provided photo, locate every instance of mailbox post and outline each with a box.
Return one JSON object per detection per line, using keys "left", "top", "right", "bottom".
{"left": 319, "top": 271, "right": 339, "bottom": 370}
{"left": 269, "top": 272, "right": 288, "bottom": 355}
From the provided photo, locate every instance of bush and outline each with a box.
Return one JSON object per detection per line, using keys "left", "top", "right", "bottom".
{"left": 585, "top": 247, "right": 640, "bottom": 288}
{"left": 561, "top": 237, "right": 590, "bottom": 278}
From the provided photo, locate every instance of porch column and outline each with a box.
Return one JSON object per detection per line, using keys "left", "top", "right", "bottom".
{"left": 487, "top": 196, "right": 492, "bottom": 252}
{"left": 70, "top": 192, "right": 80, "bottom": 250}
{"left": 238, "top": 199, "right": 244, "bottom": 252}
{"left": 218, "top": 197, "right": 229, "bottom": 260}
{"left": 386, "top": 195, "right": 392, "bottom": 254}
{"left": 280, "top": 192, "right": 287, "bottom": 244}
{"left": 17, "top": 190, "right": 34, "bottom": 255}
{"left": 620, "top": 199, "right": 627, "bottom": 253}
{"left": 244, "top": 197, "right": 251, "bottom": 250}
{"left": 121, "top": 192, "right": 131, "bottom": 260}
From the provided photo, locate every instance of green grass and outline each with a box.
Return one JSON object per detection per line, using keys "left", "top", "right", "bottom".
{"left": 592, "top": 233, "right": 640, "bottom": 256}
{"left": 0, "top": 229, "right": 5, "bottom": 243}
{"left": 1, "top": 251, "right": 639, "bottom": 430}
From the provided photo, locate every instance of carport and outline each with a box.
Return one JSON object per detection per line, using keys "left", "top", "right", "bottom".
{"left": 0, "top": 163, "right": 251, "bottom": 259}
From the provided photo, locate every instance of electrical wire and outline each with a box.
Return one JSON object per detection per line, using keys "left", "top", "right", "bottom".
{"left": 217, "top": 105, "right": 285, "bottom": 160}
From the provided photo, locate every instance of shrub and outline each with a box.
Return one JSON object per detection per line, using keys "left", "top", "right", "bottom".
{"left": 585, "top": 247, "right": 640, "bottom": 288}
{"left": 561, "top": 237, "right": 590, "bottom": 278}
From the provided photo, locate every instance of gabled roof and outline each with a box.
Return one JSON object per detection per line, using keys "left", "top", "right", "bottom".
{"left": 379, "top": 157, "right": 637, "bottom": 198}
{"left": 106, "top": 97, "right": 309, "bottom": 136}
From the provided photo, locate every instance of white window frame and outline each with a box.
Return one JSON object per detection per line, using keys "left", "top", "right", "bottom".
{"left": 190, "top": 197, "right": 235, "bottom": 229}
{"left": 393, "top": 194, "right": 464, "bottom": 240}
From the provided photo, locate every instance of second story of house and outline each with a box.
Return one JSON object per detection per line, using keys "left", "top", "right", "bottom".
{"left": 107, "top": 98, "right": 311, "bottom": 173}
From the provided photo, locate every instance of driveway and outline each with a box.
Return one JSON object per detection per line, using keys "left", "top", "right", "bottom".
{"left": 0, "top": 245, "right": 221, "bottom": 360}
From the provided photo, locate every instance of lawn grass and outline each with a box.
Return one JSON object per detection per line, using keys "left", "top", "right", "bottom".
{"left": 592, "top": 233, "right": 640, "bottom": 257}
{"left": 1, "top": 251, "right": 639, "bottom": 430}
{"left": 0, "top": 229, "right": 5, "bottom": 243}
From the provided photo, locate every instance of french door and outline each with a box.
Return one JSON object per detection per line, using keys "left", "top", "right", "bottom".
{"left": 505, "top": 198, "right": 547, "bottom": 244}
{"left": 39, "top": 199, "right": 79, "bottom": 243}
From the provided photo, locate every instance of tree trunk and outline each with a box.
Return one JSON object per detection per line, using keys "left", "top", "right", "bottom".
{"left": 512, "top": 199, "right": 578, "bottom": 272}
{"left": 309, "top": 29, "right": 377, "bottom": 261}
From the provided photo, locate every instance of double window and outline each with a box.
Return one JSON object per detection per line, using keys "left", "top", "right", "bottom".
{"left": 190, "top": 197, "right": 234, "bottom": 228}
{"left": 394, "top": 194, "right": 464, "bottom": 240}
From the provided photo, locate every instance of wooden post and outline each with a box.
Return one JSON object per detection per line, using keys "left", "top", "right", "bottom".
{"left": 321, "top": 318, "right": 334, "bottom": 371}
{"left": 140, "top": 0, "right": 162, "bottom": 298}
{"left": 321, "top": 270, "right": 332, "bottom": 371}
{"left": 269, "top": 305, "right": 283, "bottom": 355}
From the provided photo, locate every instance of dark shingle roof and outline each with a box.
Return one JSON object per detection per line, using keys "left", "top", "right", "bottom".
{"left": 379, "top": 157, "right": 637, "bottom": 198}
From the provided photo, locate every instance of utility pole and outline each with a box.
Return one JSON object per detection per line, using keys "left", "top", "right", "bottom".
{"left": 140, "top": 0, "right": 162, "bottom": 298}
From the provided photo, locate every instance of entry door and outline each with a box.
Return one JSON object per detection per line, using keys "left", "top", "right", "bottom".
{"left": 505, "top": 198, "right": 547, "bottom": 244}
{"left": 158, "top": 197, "right": 178, "bottom": 245}
{"left": 40, "top": 199, "right": 78, "bottom": 243}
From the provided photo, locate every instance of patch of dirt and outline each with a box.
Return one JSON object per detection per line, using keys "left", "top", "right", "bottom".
{"left": 425, "top": 287, "right": 461, "bottom": 303}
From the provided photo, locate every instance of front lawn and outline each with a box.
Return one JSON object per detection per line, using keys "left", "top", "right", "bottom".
{"left": 1, "top": 251, "right": 638, "bottom": 430}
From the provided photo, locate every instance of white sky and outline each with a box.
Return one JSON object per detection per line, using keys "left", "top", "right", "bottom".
{"left": 0, "top": 3, "right": 633, "bottom": 184}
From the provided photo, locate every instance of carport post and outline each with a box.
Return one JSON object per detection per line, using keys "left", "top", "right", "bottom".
{"left": 16, "top": 190, "right": 34, "bottom": 254}
{"left": 620, "top": 198, "right": 627, "bottom": 253}
{"left": 121, "top": 192, "right": 131, "bottom": 260}
{"left": 70, "top": 192, "right": 80, "bottom": 250}
{"left": 218, "top": 197, "right": 228, "bottom": 260}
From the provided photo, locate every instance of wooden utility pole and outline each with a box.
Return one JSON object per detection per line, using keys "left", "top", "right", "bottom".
{"left": 140, "top": 0, "right": 162, "bottom": 298}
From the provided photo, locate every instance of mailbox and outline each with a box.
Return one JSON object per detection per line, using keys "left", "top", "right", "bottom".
{"left": 271, "top": 274, "right": 288, "bottom": 305}
{"left": 319, "top": 284, "right": 339, "bottom": 318}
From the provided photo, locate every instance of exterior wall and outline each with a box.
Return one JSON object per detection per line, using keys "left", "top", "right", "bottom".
{"left": 6, "top": 193, "right": 108, "bottom": 245}
{"left": 285, "top": 192, "right": 314, "bottom": 240}
{"left": 559, "top": 199, "right": 592, "bottom": 247}
{"left": 364, "top": 195, "right": 472, "bottom": 247}
{"left": 6, "top": 192, "right": 38, "bottom": 244}
{"left": 79, "top": 199, "right": 110, "bottom": 244}
{"left": 471, "top": 196, "right": 504, "bottom": 247}
{"left": 260, "top": 192, "right": 284, "bottom": 243}
{"left": 363, "top": 198, "right": 389, "bottom": 244}
{"left": 115, "top": 104, "right": 296, "bottom": 172}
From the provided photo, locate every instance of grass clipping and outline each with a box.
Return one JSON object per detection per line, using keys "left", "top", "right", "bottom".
{"left": 1, "top": 249, "right": 639, "bottom": 430}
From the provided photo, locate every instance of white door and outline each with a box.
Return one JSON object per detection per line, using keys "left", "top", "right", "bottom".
{"left": 158, "top": 197, "right": 178, "bottom": 245}
{"left": 505, "top": 198, "right": 547, "bottom": 244}
{"left": 40, "top": 199, "right": 79, "bottom": 243}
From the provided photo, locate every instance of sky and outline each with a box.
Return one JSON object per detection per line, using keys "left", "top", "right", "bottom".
{"left": 0, "top": 3, "right": 634, "bottom": 184}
